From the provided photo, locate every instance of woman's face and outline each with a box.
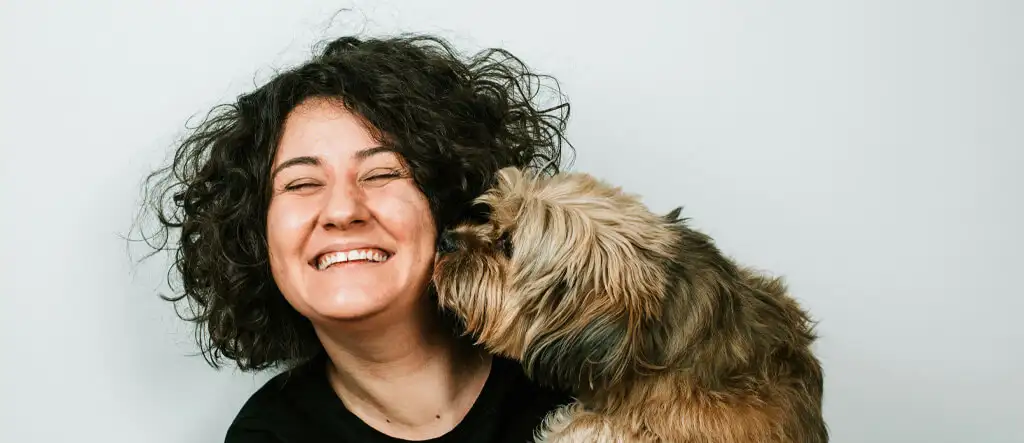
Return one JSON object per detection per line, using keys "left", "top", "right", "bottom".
{"left": 266, "top": 98, "right": 437, "bottom": 324}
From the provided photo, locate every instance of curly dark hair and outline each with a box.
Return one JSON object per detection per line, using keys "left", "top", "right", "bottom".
{"left": 136, "top": 33, "right": 572, "bottom": 372}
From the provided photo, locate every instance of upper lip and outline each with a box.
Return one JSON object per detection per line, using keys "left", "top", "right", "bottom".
{"left": 308, "top": 242, "right": 395, "bottom": 266}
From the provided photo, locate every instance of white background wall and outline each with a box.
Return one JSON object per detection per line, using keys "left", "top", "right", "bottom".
{"left": 1, "top": 1, "right": 1021, "bottom": 442}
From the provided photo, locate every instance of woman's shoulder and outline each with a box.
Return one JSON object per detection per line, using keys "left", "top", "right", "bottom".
{"left": 224, "top": 355, "right": 338, "bottom": 442}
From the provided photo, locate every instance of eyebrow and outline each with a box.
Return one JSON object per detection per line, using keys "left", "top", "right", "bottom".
{"left": 354, "top": 145, "right": 397, "bottom": 161}
{"left": 270, "top": 145, "right": 398, "bottom": 181}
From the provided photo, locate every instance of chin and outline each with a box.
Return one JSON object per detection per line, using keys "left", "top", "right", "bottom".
{"left": 303, "top": 287, "right": 396, "bottom": 322}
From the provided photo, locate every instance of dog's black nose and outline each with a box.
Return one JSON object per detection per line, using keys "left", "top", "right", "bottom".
{"left": 437, "top": 230, "right": 459, "bottom": 255}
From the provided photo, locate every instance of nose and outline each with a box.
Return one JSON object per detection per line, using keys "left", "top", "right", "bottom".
{"left": 320, "top": 182, "right": 370, "bottom": 230}
{"left": 437, "top": 230, "right": 459, "bottom": 255}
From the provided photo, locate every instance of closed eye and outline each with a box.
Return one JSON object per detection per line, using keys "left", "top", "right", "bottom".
{"left": 363, "top": 165, "right": 407, "bottom": 180}
{"left": 366, "top": 172, "right": 403, "bottom": 181}
{"left": 284, "top": 181, "right": 321, "bottom": 192}
{"left": 359, "top": 168, "right": 407, "bottom": 188}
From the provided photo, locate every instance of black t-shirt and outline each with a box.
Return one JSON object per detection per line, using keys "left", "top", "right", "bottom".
{"left": 223, "top": 352, "right": 574, "bottom": 442}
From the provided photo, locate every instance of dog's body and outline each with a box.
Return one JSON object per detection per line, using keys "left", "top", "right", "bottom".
{"left": 433, "top": 167, "right": 827, "bottom": 442}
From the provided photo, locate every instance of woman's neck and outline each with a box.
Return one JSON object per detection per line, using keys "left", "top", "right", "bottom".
{"left": 313, "top": 297, "right": 492, "bottom": 440}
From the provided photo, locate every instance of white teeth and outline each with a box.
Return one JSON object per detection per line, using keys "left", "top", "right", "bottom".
{"left": 317, "top": 249, "right": 390, "bottom": 270}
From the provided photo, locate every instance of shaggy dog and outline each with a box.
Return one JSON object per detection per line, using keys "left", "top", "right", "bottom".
{"left": 432, "top": 167, "right": 827, "bottom": 442}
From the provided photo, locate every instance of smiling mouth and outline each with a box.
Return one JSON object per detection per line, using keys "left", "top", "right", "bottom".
{"left": 314, "top": 249, "right": 392, "bottom": 270}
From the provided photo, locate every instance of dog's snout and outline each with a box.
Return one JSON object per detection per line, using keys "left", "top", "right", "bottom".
{"left": 438, "top": 230, "right": 459, "bottom": 255}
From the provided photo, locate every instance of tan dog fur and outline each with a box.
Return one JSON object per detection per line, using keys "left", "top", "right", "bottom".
{"left": 433, "top": 167, "right": 827, "bottom": 442}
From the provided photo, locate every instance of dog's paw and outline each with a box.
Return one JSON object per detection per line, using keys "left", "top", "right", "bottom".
{"left": 533, "top": 403, "right": 648, "bottom": 443}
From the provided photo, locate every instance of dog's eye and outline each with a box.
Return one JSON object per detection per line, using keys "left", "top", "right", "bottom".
{"left": 464, "top": 202, "right": 491, "bottom": 225}
{"left": 495, "top": 232, "right": 513, "bottom": 258}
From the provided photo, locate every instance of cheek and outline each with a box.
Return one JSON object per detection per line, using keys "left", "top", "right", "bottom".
{"left": 371, "top": 185, "right": 437, "bottom": 248}
{"left": 266, "top": 199, "right": 316, "bottom": 257}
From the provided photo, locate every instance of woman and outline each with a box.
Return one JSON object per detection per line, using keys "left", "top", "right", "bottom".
{"left": 141, "top": 34, "right": 575, "bottom": 442}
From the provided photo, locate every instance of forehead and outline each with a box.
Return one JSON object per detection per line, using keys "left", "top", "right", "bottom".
{"left": 274, "top": 98, "right": 382, "bottom": 165}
